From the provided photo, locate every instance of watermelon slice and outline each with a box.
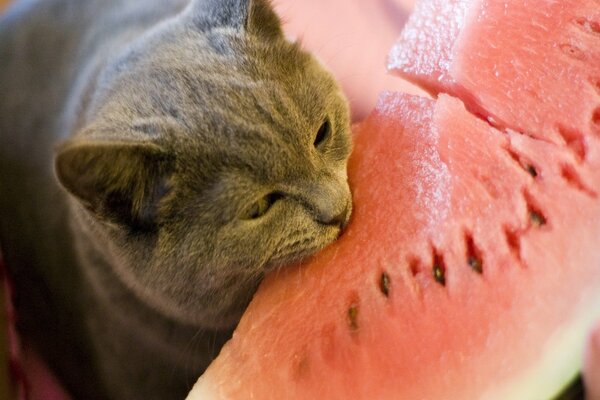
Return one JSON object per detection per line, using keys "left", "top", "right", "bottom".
{"left": 187, "top": 0, "right": 600, "bottom": 398}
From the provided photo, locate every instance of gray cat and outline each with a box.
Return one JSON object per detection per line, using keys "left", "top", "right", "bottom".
{"left": 0, "top": 0, "right": 352, "bottom": 398}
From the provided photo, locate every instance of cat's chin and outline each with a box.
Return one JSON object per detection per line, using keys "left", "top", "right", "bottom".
{"left": 266, "top": 227, "right": 343, "bottom": 272}
{"left": 265, "top": 230, "right": 342, "bottom": 273}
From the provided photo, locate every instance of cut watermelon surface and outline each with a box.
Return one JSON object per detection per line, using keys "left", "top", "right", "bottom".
{"left": 389, "top": 0, "right": 600, "bottom": 145}
{"left": 188, "top": 0, "right": 600, "bottom": 399}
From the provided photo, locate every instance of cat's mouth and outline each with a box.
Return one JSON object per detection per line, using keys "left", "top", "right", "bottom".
{"left": 266, "top": 225, "right": 345, "bottom": 272}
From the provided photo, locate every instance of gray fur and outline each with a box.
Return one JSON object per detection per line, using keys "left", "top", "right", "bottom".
{"left": 0, "top": 0, "right": 352, "bottom": 399}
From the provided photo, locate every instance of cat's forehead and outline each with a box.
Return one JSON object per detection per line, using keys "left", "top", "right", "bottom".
{"left": 89, "top": 26, "right": 349, "bottom": 186}
{"left": 173, "top": 100, "right": 317, "bottom": 182}
{"left": 109, "top": 36, "right": 340, "bottom": 135}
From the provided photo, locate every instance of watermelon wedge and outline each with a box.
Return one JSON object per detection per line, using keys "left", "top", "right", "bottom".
{"left": 188, "top": 0, "right": 600, "bottom": 398}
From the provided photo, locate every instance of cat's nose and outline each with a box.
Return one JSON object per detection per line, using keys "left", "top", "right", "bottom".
{"left": 316, "top": 200, "right": 351, "bottom": 229}
{"left": 307, "top": 180, "right": 352, "bottom": 229}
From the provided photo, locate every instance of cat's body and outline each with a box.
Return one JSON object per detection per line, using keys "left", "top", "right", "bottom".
{"left": 0, "top": 1, "right": 352, "bottom": 399}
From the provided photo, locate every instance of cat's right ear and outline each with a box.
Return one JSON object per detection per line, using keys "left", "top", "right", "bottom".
{"left": 190, "top": 0, "right": 283, "bottom": 40}
{"left": 55, "top": 139, "right": 174, "bottom": 232}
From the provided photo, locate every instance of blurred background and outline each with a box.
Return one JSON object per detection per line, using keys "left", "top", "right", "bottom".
{"left": 2, "top": 4, "right": 14, "bottom": 400}
{"left": 0, "top": 0, "right": 12, "bottom": 376}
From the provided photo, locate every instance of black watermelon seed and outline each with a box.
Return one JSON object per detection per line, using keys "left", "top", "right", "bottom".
{"left": 465, "top": 234, "right": 484, "bottom": 275}
{"left": 468, "top": 256, "right": 483, "bottom": 274}
{"left": 526, "top": 164, "right": 538, "bottom": 177}
{"left": 348, "top": 304, "right": 359, "bottom": 331}
{"left": 432, "top": 253, "right": 446, "bottom": 286}
{"left": 433, "top": 265, "right": 445, "bottom": 285}
{"left": 379, "top": 272, "right": 391, "bottom": 297}
{"left": 530, "top": 210, "right": 547, "bottom": 227}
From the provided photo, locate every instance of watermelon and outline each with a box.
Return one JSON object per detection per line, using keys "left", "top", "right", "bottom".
{"left": 187, "top": 0, "right": 600, "bottom": 398}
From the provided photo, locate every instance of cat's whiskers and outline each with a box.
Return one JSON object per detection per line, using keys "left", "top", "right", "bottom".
{"left": 176, "top": 327, "right": 207, "bottom": 386}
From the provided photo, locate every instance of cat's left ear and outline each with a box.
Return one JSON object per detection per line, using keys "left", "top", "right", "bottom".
{"left": 191, "top": 0, "right": 283, "bottom": 40}
{"left": 55, "top": 139, "right": 174, "bottom": 232}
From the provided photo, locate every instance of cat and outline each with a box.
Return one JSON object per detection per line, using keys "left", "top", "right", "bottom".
{"left": 0, "top": 0, "right": 352, "bottom": 398}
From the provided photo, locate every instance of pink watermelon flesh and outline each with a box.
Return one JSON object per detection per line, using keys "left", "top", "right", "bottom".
{"left": 188, "top": 1, "right": 600, "bottom": 398}
{"left": 389, "top": 0, "right": 600, "bottom": 146}
{"left": 189, "top": 92, "right": 600, "bottom": 399}
{"left": 387, "top": 0, "right": 470, "bottom": 94}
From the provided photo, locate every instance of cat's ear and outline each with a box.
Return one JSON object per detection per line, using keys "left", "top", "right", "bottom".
{"left": 55, "top": 139, "right": 173, "bottom": 232}
{"left": 246, "top": 0, "right": 284, "bottom": 40}
{"left": 191, "top": 0, "right": 283, "bottom": 39}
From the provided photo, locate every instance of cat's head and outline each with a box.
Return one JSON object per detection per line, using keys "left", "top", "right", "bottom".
{"left": 55, "top": 0, "right": 352, "bottom": 329}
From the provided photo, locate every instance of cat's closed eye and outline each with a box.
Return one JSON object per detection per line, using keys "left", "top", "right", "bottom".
{"left": 242, "top": 192, "right": 283, "bottom": 220}
{"left": 313, "top": 118, "right": 332, "bottom": 149}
